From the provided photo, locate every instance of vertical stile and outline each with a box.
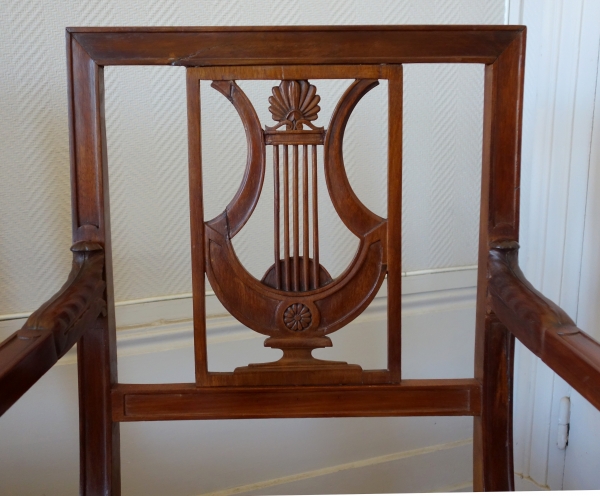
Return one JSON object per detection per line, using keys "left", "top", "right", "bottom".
{"left": 311, "top": 144, "right": 319, "bottom": 289}
{"left": 69, "top": 37, "right": 121, "bottom": 494}
{"left": 473, "top": 34, "right": 525, "bottom": 491}
{"left": 186, "top": 72, "right": 208, "bottom": 386}
{"left": 273, "top": 145, "right": 281, "bottom": 289}
{"left": 302, "top": 144, "right": 310, "bottom": 290}
{"left": 385, "top": 65, "right": 403, "bottom": 383}
{"left": 283, "top": 145, "right": 290, "bottom": 291}
{"left": 293, "top": 144, "right": 300, "bottom": 291}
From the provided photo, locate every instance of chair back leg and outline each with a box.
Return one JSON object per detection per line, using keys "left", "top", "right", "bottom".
{"left": 473, "top": 315, "right": 515, "bottom": 491}
{"left": 78, "top": 316, "right": 121, "bottom": 496}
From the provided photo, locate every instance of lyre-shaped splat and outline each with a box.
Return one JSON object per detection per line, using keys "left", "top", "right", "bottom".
{"left": 203, "top": 78, "right": 387, "bottom": 385}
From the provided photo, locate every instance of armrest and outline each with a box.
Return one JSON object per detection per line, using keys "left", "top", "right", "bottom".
{"left": 489, "top": 241, "right": 600, "bottom": 411}
{"left": 0, "top": 242, "right": 105, "bottom": 417}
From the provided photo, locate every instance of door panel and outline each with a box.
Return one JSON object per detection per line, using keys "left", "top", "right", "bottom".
{"left": 509, "top": 0, "right": 600, "bottom": 489}
{"left": 563, "top": 29, "right": 600, "bottom": 487}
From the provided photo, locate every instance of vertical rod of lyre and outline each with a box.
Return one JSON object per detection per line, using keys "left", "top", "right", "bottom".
{"left": 292, "top": 144, "right": 300, "bottom": 291}
{"left": 302, "top": 144, "right": 309, "bottom": 291}
{"left": 273, "top": 145, "right": 281, "bottom": 289}
{"left": 283, "top": 145, "right": 290, "bottom": 291}
{"left": 311, "top": 145, "right": 319, "bottom": 289}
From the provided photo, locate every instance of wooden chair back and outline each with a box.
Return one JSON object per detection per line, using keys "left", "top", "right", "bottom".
{"left": 65, "top": 26, "right": 525, "bottom": 493}
{"left": 22, "top": 26, "right": 600, "bottom": 495}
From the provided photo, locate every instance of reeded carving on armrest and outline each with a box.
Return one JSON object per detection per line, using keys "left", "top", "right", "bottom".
{"left": 489, "top": 241, "right": 600, "bottom": 411}
{"left": 488, "top": 241, "right": 575, "bottom": 354}
{"left": 0, "top": 242, "right": 105, "bottom": 417}
{"left": 17, "top": 241, "right": 106, "bottom": 357}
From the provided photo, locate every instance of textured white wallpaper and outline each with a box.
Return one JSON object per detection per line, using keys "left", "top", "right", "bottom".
{"left": 0, "top": 0, "right": 503, "bottom": 314}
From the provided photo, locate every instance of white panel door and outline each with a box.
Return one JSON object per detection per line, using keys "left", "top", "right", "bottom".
{"left": 562, "top": 19, "right": 600, "bottom": 488}
{"left": 508, "top": 0, "right": 600, "bottom": 489}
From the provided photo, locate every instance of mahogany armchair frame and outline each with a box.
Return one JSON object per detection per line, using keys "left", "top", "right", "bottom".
{"left": 1, "top": 26, "right": 600, "bottom": 494}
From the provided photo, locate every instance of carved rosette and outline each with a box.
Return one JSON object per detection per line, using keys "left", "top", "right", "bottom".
{"left": 283, "top": 303, "right": 312, "bottom": 331}
{"left": 267, "top": 80, "right": 322, "bottom": 131}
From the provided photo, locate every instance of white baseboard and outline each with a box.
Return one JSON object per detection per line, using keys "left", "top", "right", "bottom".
{"left": 201, "top": 439, "right": 473, "bottom": 496}
{"left": 515, "top": 473, "right": 551, "bottom": 491}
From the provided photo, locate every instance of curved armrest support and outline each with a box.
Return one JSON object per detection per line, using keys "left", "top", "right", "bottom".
{"left": 489, "top": 241, "right": 600, "bottom": 411}
{"left": 0, "top": 242, "right": 105, "bottom": 416}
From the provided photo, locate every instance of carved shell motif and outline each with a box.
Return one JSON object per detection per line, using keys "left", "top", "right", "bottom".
{"left": 267, "top": 80, "right": 323, "bottom": 131}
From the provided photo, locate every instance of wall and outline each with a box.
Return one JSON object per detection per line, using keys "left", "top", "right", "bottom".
{"left": 0, "top": 0, "right": 505, "bottom": 494}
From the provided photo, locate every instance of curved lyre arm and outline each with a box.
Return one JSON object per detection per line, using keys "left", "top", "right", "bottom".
{"left": 208, "top": 80, "right": 266, "bottom": 238}
{"left": 324, "top": 79, "right": 384, "bottom": 238}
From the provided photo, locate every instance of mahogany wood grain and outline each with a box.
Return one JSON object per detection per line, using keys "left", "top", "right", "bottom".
{"left": 265, "top": 130, "right": 324, "bottom": 145}
{"left": 68, "top": 38, "right": 104, "bottom": 243}
{"left": 302, "top": 146, "right": 309, "bottom": 290}
{"left": 472, "top": 30, "right": 526, "bottom": 492}
{"left": 311, "top": 145, "right": 319, "bottom": 289}
{"left": 473, "top": 316, "right": 515, "bottom": 491}
{"left": 0, "top": 242, "right": 105, "bottom": 417}
{"left": 293, "top": 144, "right": 300, "bottom": 291}
{"left": 191, "top": 65, "right": 385, "bottom": 81}
{"left": 273, "top": 145, "right": 281, "bottom": 289}
{"left": 385, "top": 65, "right": 403, "bottom": 383}
{"left": 187, "top": 71, "right": 209, "bottom": 386}
{"left": 111, "top": 380, "right": 481, "bottom": 421}
{"left": 67, "top": 34, "right": 121, "bottom": 495}
{"left": 209, "top": 80, "right": 265, "bottom": 238}
{"left": 489, "top": 242, "right": 600, "bottom": 412}
{"left": 324, "top": 79, "right": 384, "bottom": 238}
{"left": 69, "top": 26, "right": 524, "bottom": 66}
{"left": 78, "top": 320, "right": 121, "bottom": 496}
{"left": 0, "top": 331, "right": 56, "bottom": 417}
{"left": 283, "top": 144, "right": 290, "bottom": 290}
{"left": 16, "top": 242, "right": 105, "bottom": 354}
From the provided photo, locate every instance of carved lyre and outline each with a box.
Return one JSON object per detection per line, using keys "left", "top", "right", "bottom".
{"left": 201, "top": 76, "right": 388, "bottom": 386}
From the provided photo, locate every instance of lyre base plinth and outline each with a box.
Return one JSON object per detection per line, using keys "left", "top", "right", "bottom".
{"left": 232, "top": 348, "right": 363, "bottom": 385}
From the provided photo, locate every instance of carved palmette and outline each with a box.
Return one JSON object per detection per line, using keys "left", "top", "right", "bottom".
{"left": 204, "top": 79, "right": 387, "bottom": 385}
{"left": 266, "top": 80, "right": 322, "bottom": 131}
